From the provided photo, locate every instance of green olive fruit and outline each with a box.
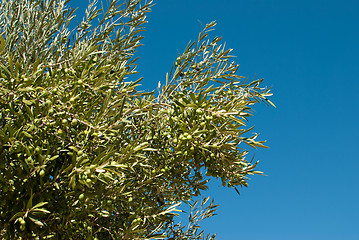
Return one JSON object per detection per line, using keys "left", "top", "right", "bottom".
{"left": 160, "top": 168, "right": 166, "bottom": 173}
{"left": 186, "top": 135, "right": 192, "bottom": 140}
{"left": 70, "top": 97, "right": 75, "bottom": 103}
{"left": 133, "top": 218, "right": 141, "bottom": 224}
{"left": 227, "top": 90, "right": 232, "bottom": 94}
{"left": 57, "top": 129, "right": 63, "bottom": 135}
{"left": 19, "top": 217, "right": 25, "bottom": 225}
{"left": 210, "top": 153, "right": 215, "bottom": 158}
{"left": 71, "top": 119, "right": 78, "bottom": 125}
{"left": 79, "top": 193, "right": 85, "bottom": 201}
{"left": 151, "top": 169, "right": 156, "bottom": 174}
{"left": 20, "top": 220, "right": 26, "bottom": 228}
{"left": 77, "top": 80, "right": 83, "bottom": 85}
{"left": 20, "top": 224, "right": 25, "bottom": 231}
{"left": 39, "top": 169, "right": 45, "bottom": 178}
{"left": 35, "top": 147, "right": 41, "bottom": 153}
{"left": 196, "top": 109, "right": 203, "bottom": 114}
{"left": 62, "top": 119, "right": 68, "bottom": 125}
{"left": 86, "top": 178, "right": 92, "bottom": 184}
{"left": 128, "top": 197, "right": 133, "bottom": 202}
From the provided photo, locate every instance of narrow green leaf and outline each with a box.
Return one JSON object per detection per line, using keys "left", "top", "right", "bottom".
{"left": 9, "top": 212, "right": 25, "bottom": 222}
{"left": 265, "top": 98, "right": 276, "bottom": 108}
{"left": 22, "top": 98, "right": 34, "bottom": 106}
{"left": 28, "top": 217, "right": 44, "bottom": 226}
{"left": 8, "top": 53, "right": 13, "bottom": 75}
{"left": 26, "top": 190, "right": 34, "bottom": 209}
{"left": 31, "top": 202, "right": 48, "bottom": 210}
{"left": 31, "top": 208, "right": 51, "bottom": 214}
{"left": 18, "top": 87, "right": 35, "bottom": 92}
{"left": 147, "top": 234, "right": 166, "bottom": 239}
{"left": 133, "top": 142, "right": 149, "bottom": 152}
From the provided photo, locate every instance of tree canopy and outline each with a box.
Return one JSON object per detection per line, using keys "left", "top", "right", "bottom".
{"left": 0, "top": 0, "right": 274, "bottom": 239}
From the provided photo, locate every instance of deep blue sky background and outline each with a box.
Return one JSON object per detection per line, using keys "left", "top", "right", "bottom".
{"left": 70, "top": 0, "right": 359, "bottom": 239}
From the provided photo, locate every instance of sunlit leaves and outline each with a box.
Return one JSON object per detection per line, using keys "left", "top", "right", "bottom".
{"left": 0, "top": 0, "right": 273, "bottom": 239}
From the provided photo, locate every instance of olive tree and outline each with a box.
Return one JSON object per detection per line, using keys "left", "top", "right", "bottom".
{"left": 0, "top": 0, "right": 274, "bottom": 239}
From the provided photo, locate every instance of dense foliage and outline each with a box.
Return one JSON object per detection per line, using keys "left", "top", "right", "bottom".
{"left": 0, "top": 0, "right": 274, "bottom": 239}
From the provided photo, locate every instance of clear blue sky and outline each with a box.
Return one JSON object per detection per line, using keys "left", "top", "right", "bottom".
{"left": 70, "top": 0, "right": 359, "bottom": 239}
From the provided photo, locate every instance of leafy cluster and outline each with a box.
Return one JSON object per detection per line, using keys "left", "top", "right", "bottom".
{"left": 0, "top": 0, "right": 273, "bottom": 239}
